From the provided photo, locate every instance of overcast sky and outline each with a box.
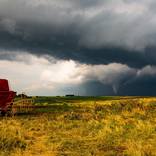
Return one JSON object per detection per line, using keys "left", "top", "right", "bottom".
{"left": 1, "top": 0, "right": 156, "bottom": 95}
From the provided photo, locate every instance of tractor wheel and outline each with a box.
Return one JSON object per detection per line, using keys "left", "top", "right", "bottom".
{"left": 1, "top": 111, "right": 6, "bottom": 116}
{"left": 6, "top": 104, "right": 15, "bottom": 116}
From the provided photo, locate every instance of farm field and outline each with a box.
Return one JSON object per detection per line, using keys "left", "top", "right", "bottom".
{"left": 0, "top": 96, "right": 156, "bottom": 156}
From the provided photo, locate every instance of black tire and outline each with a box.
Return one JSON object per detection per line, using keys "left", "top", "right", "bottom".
{"left": 1, "top": 111, "right": 6, "bottom": 116}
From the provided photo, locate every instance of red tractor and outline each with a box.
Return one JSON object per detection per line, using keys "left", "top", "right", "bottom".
{"left": 0, "top": 79, "right": 16, "bottom": 115}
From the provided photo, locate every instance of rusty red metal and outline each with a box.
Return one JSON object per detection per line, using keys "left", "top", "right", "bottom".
{"left": 0, "top": 79, "right": 16, "bottom": 113}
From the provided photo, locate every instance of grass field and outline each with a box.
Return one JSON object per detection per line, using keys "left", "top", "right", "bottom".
{"left": 0, "top": 96, "right": 156, "bottom": 156}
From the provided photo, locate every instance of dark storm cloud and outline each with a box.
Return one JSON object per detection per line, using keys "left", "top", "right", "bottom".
{"left": 1, "top": 0, "right": 156, "bottom": 95}
{"left": 79, "top": 65, "right": 156, "bottom": 96}
{"left": 80, "top": 63, "right": 137, "bottom": 95}
{"left": 80, "top": 81, "right": 116, "bottom": 96}
{"left": 118, "top": 66, "right": 156, "bottom": 95}
{"left": 80, "top": 74, "right": 156, "bottom": 96}
{"left": 0, "top": 0, "right": 156, "bottom": 68}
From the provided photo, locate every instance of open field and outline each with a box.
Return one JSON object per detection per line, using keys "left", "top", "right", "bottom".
{"left": 0, "top": 96, "right": 156, "bottom": 156}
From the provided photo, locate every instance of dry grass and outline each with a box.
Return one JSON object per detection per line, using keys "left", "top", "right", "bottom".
{"left": 0, "top": 97, "right": 156, "bottom": 156}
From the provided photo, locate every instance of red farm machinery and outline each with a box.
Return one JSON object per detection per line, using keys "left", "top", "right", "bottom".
{"left": 0, "top": 79, "right": 34, "bottom": 116}
{"left": 0, "top": 79, "right": 16, "bottom": 115}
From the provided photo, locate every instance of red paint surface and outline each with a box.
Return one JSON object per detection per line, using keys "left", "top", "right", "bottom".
{"left": 0, "top": 79, "right": 16, "bottom": 112}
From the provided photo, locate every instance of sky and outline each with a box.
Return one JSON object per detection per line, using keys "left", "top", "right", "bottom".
{"left": 1, "top": 0, "right": 156, "bottom": 96}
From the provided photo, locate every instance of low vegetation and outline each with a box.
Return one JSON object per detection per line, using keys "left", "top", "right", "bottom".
{"left": 0, "top": 96, "right": 156, "bottom": 156}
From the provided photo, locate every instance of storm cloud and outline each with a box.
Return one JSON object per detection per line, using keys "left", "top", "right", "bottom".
{"left": 1, "top": 0, "right": 156, "bottom": 95}
{"left": 0, "top": 0, "right": 156, "bottom": 67}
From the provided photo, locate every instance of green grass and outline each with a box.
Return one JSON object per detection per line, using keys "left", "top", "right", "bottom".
{"left": 0, "top": 97, "right": 156, "bottom": 156}
{"left": 33, "top": 96, "right": 129, "bottom": 105}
